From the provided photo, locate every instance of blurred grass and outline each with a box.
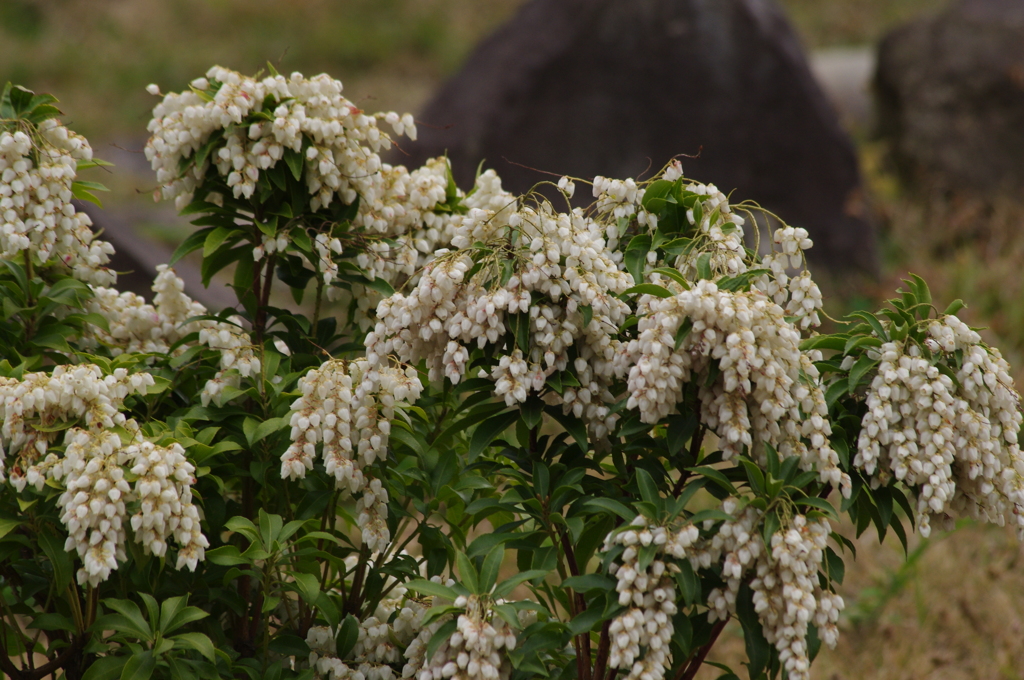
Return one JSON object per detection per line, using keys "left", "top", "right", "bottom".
{"left": 0, "top": 0, "right": 525, "bottom": 142}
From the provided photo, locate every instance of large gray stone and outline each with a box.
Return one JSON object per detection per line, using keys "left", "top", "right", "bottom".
{"left": 875, "top": 0, "right": 1024, "bottom": 194}
{"left": 401, "top": 0, "right": 876, "bottom": 273}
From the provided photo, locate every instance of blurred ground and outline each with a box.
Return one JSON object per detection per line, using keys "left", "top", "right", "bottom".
{"left": 10, "top": 1, "right": 1024, "bottom": 679}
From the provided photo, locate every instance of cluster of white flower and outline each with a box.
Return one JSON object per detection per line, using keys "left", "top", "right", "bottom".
{"left": 52, "top": 428, "right": 129, "bottom": 586}
{"left": 403, "top": 594, "right": 516, "bottom": 680}
{"left": 367, "top": 192, "right": 633, "bottom": 438}
{"left": 676, "top": 183, "right": 747, "bottom": 278}
{"left": 754, "top": 227, "right": 822, "bottom": 329}
{"left": 306, "top": 578, "right": 430, "bottom": 680}
{"left": 197, "top": 321, "right": 261, "bottom": 406}
{"left": 698, "top": 502, "right": 841, "bottom": 680}
{"left": 127, "top": 439, "right": 208, "bottom": 571}
{"left": 855, "top": 316, "right": 1024, "bottom": 537}
{"left": 0, "top": 365, "right": 153, "bottom": 485}
{"left": 352, "top": 579, "right": 429, "bottom": 667}
{"left": 616, "top": 280, "right": 848, "bottom": 492}
{"left": 749, "top": 515, "right": 840, "bottom": 680}
{"left": 146, "top": 66, "right": 416, "bottom": 211}
{"left": 281, "top": 359, "right": 422, "bottom": 551}
{"left": 84, "top": 265, "right": 209, "bottom": 355}
{"left": 699, "top": 499, "right": 766, "bottom": 621}
{"left": 603, "top": 516, "right": 699, "bottom": 680}
{"left": 0, "top": 120, "right": 114, "bottom": 284}
{"left": 0, "top": 365, "right": 207, "bottom": 584}
{"left": 308, "top": 625, "right": 365, "bottom": 680}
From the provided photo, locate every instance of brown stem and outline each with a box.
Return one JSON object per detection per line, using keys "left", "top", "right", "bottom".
{"left": 592, "top": 620, "right": 611, "bottom": 680}
{"left": 0, "top": 633, "right": 85, "bottom": 680}
{"left": 558, "top": 528, "right": 591, "bottom": 680}
{"left": 672, "top": 425, "right": 705, "bottom": 498}
{"left": 675, "top": 619, "right": 728, "bottom": 680}
{"left": 345, "top": 546, "right": 370, "bottom": 616}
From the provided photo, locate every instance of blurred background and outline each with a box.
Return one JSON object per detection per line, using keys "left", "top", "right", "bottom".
{"left": 6, "top": 0, "right": 1024, "bottom": 677}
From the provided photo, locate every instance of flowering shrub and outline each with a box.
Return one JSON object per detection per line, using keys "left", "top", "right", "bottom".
{"left": 0, "top": 68, "right": 1021, "bottom": 680}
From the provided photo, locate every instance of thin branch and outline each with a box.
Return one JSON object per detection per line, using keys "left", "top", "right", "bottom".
{"left": 675, "top": 619, "right": 728, "bottom": 680}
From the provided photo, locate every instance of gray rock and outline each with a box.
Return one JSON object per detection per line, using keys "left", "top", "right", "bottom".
{"left": 400, "top": 0, "right": 876, "bottom": 274}
{"left": 875, "top": 0, "right": 1024, "bottom": 193}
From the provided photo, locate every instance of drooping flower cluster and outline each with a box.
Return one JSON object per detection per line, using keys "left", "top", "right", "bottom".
{"left": 52, "top": 428, "right": 130, "bottom": 586}
{"left": 366, "top": 191, "right": 633, "bottom": 438}
{"left": 402, "top": 594, "right": 517, "bottom": 680}
{"left": 146, "top": 66, "right": 416, "bottom": 211}
{"left": 0, "top": 365, "right": 153, "bottom": 485}
{"left": 306, "top": 573, "right": 431, "bottom": 680}
{"left": 0, "top": 119, "right": 114, "bottom": 284}
{"left": 749, "top": 515, "right": 841, "bottom": 680}
{"left": 603, "top": 516, "right": 699, "bottom": 680}
{"left": 699, "top": 499, "right": 766, "bottom": 620}
{"left": 855, "top": 315, "right": 1024, "bottom": 537}
{"left": 616, "top": 280, "right": 848, "bottom": 492}
{"left": 699, "top": 502, "right": 842, "bottom": 680}
{"left": 754, "top": 227, "right": 823, "bottom": 330}
{"left": 0, "top": 365, "right": 206, "bottom": 585}
{"left": 127, "top": 439, "right": 208, "bottom": 571}
{"left": 280, "top": 359, "right": 422, "bottom": 551}
{"left": 84, "top": 265, "right": 210, "bottom": 355}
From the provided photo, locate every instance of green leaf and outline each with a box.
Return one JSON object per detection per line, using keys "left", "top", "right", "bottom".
{"left": 105, "top": 598, "right": 156, "bottom": 641}
{"left": 479, "top": 547, "right": 504, "bottom": 593}
{"left": 82, "top": 656, "right": 128, "bottom": 680}
{"left": 171, "top": 633, "right": 217, "bottom": 662}
{"left": 580, "top": 304, "right": 593, "bottom": 329}
{"left": 160, "top": 600, "right": 207, "bottom": 637}
{"left": 336, "top": 615, "right": 360, "bottom": 658}
{"left": 695, "top": 253, "right": 712, "bottom": 281}
{"left": 119, "top": 647, "right": 155, "bottom": 680}
{"left": 492, "top": 570, "right": 547, "bottom": 599}
{"left": 250, "top": 417, "right": 288, "bottom": 446}
{"left": 676, "top": 561, "right": 701, "bottom": 605}
{"left": 169, "top": 227, "right": 216, "bottom": 266}
{"left": 567, "top": 605, "right": 605, "bottom": 636}
{"left": 944, "top": 299, "right": 966, "bottom": 316}
{"left": 622, "top": 283, "right": 673, "bottom": 298}
{"left": 0, "top": 518, "right": 22, "bottom": 540}
{"left": 800, "top": 334, "right": 849, "bottom": 352}
{"left": 283, "top": 145, "right": 305, "bottom": 181}
{"left": 203, "top": 226, "right": 241, "bottom": 258}
{"left": 72, "top": 181, "right": 104, "bottom": 207}
{"left": 824, "top": 546, "right": 845, "bottom": 586}
{"left": 455, "top": 551, "right": 480, "bottom": 594}
{"left": 545, "top": 407, "right": 588, "bottom": 450}
{"left": 848, "top": 355, "right": 879, "bottom": 393}
{"left": 847, "top": 311, "right": 888, "bottom": 342}
{"left": 624, "top": 234, "right": 652, "bottom": 285}
{"left": 205, "top": 545, "right": 248, "bottom": 566}
{"left": 360, "top": 275, "right": 396, "bottom": 298}
{"left": 794, "top": 496, "right": 838, "bottom": 521}
{"left": 39, "top": 531, "right": 72, "bottom": 593}
{"left": 405, "top": 579, "right": 458, "bottom": 602}
{"left": 468, "top": 410, "right": 519, "bottom": 462}
{"left": 641, "top": 179, "right": 675, "bottom": 212}
{"left": 652, "top": 267, "right": 690, "bottom": 289}
{"left": 426, "top": 619, "right": 458, "bottom": 662}
{"left": 292, "top": 572, "right": 321, "bottom": 605}
{"left": 635, "top": 468, "right": 661, "bottom": 506}
{"left": 581, "top": 498, "right": 634, "bottom": 521}
{"left": 687, "top": 467, "right": 737, "bottom": 495}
